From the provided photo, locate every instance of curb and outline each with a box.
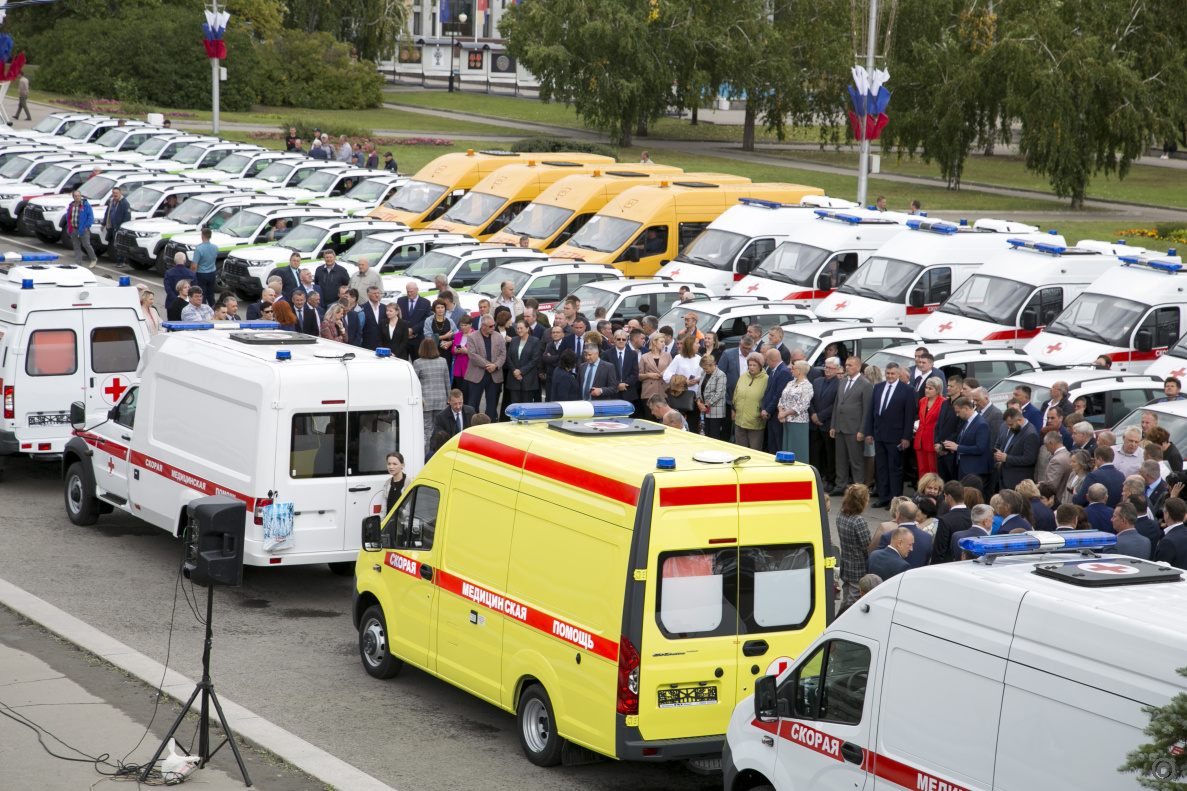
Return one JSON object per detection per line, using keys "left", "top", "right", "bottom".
{"left": 0, "top": 576, "right": 397, "bottom": 791}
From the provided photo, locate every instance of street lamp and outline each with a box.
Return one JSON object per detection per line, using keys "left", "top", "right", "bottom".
{"left": 448, "top": 13, "right": 468, "bottom": 93}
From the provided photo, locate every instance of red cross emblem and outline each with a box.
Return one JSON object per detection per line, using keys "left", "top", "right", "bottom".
{"left": 1172, "top": 367, "right": 1187, "bottom": 378}
{"left": 833, "top": 301, "right": 848, "bottom": 311}
{"left": 1046, "top": 342, "right": 1062, "bottom": 354}
{"left": 107, "top": 457, "right": 115, "bottom": 475}
{"left": 937, "top": 322, "right": 953, "bottom": 332}
{"left": 1080, "top": 562, "right": 1138, "bottom": 575}
{"left": 668, "top": 268, "right": 681, "bottom": 276}
{"left": 102, "top": 376, "right": 127, "bottom": 404}
{"left": 747, "top": 284, "right": 760, "bottom": 293}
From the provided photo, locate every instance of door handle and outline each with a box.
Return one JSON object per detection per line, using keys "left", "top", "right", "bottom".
{"left": 348, "top": 485, "right": 371, "bottom": 492}
{"left": 840, "top": 742, "right": 864, "bottom": 765}
{"left": 742, "top": 639, "right": 769, "bottom": 657}
{"left": 121, "top": 435, "right": 131, "bottom": 441}
{"left": 419, "top": 564, "right": 433, "bottom": 581}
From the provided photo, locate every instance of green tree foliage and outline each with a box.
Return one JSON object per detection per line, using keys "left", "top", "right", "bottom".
{"left": 1120, "top": 666, "right": 1187, "bottom": 789}
{"left": 257, "top": 31, "right": 384, "bottom": 109}
{"left": 509, "top": 135, "right": 618, "bottom": 159}
{"left": 285, "top": 0, "right": 407, "bottom": 63}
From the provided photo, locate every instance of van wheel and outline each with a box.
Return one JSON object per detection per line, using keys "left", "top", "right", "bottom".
{"left": 328, "top": 561, "right": 355, "bottom": 577}
{"left": 36, "top": 230, "right": 60, "bottom": 244}
{"left": 358, "top": 605, "right": 402, "bottom": 679}
{"left": 64, "top": 463, "right": 100, "bottom": 526}
{"left": 518, "top": 685, "right": 563, "bottom": 767}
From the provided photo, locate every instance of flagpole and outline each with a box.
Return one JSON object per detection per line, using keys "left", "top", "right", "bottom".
{"left": 211, "top": 0, "right": 220, "bottom": 135}
{"left": 856, "top": 0, "right": 877, "bottom": 206}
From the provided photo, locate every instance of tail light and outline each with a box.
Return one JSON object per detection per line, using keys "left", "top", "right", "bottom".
{"left": 253, "top": 497, "right": 272, "bottom": 525}
{"left": 3, "top": 383, "right": 13, "bottom": 419}
{"left": 616, "top": 634, "right": 640, "bottom": 715}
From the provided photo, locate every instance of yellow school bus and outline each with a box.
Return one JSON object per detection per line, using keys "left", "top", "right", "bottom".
{"left": 551, "top": 182, "right": 825, "bottom": 277}
{"left": 368, "top": 149, "right": 616, "bottom": 228}
{"left": 487, "top": 171, "right": 752, "bottom": 251}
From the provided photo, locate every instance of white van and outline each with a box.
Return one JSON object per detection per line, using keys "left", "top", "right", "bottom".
{"left": 61, "top": 325, "right": 424, "bottom": 573}
{"left": 724, "top": 530, "right": 1187, "bottom": 791}
{"left": 1025, "top": 252, "right": 1187, "bottom": 373}
{"left": 654, "top": 197, "right": 860, "bottom": 295}
{"left": 815, "top": 218, "right": 1063, "bottom": 328}
{"left": 0, "top": 262, "right": 148, "bottom": 466}
{"left": 729, "top": 209, "right": 911, "bottom": 306}
{"left": 918, "top": 238, "right": 1148, "bottom": 346}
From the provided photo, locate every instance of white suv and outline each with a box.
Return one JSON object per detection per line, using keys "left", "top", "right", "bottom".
{"left": 656, "top": 298, "right": 818, "bottom": 353}
{"left": 384, "top": 245, "right": 548, "bottom": 301}
{"left": 865, "top": 341, "right": 1040, "bottom": 389}
{"left": 988, "top": 367, "right": 1163, "bottom": 429}
{"left": 779, "top": 323, "right": 923, "bottom": 366}
{"left": 458, "top": 260, "right": 624, "bottom": 314}
{"left": 558, "top": 278, "right": 715, "bottom": 323}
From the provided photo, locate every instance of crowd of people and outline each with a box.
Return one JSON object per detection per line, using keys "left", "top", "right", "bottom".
{"left": 282, "top": 127, "right": 399, "bottom": 172}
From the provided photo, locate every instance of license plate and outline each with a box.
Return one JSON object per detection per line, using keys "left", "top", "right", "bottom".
{"left": 28, "top": 413, "right": 70, "bottom": 426}
{"left": 657, "top": 686, "right": 718, "bottom": 708}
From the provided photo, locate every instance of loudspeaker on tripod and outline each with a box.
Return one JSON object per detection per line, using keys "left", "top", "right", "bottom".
{"left": 184, "top": 495, "right": 246, "bottom": 587}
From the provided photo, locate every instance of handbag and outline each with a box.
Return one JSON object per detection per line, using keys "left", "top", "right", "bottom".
{"left": 667, "top": 375, "right": 695, "bottom": 412}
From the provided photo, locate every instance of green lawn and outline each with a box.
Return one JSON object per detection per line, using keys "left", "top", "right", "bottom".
{"left": 769, "top": 149, "right": 1187, "bottom": 209}
{"left": 1034, "top": 221, "right": 1181, "bottom": 254}
{"left": 218, "top": 133, "right": 514, "bottom": 173}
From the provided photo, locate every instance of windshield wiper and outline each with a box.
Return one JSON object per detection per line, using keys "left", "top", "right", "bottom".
{"left": 960, "top": 304, "right": 997, "bottom": 324}
{"left": 1075, "top": 325, "right": 1110, "bottom": 344}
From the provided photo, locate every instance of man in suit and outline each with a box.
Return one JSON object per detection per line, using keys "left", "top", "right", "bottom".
{"left": 524, "top": 307, "right": 548, "bottom": 341}
{"left": 908, "top": 349, "right": 945, "bottom": 403}
{"left": 1070, "top": 420, "right": 1098, "bottom": 456}
{"left": 931, "top": 480, "right": 971, "bottom": 564}
{"left": 291, "top": 289, "right": 320, "bottom": 336}
{"left": 874, "top": 501, "right": 932, "bottom": 568}
{"left": 246, "top": 286, "right": 277, "bottom": 320}
{"left": 1041, "top": 382, "right": 1074, "bottom": 424}
{"left": 397, "top": 282, "right": 432, "bottom": 360}
{"left": 972, "top": 388, "right": 1003, "bottom": 449}
{"left": 342, "top": 289, "right": 365, "bottom": 347}
{"left": 604, "top": 329, "right": 639, "bottom": 402}
{"left": 313, "top": 249, "right": 350, "bottom": 306}
{"left": 766, "top": 327, "right": 792, "bottom": 366}
{"left": 464, "top": 315, "right": 507, "bottom": 420}
{"left": 993, "top": 407, "right": 1041, "bottom": 491}
{"left": 1054, "top": 503, "right": 1080, "bottom": 530}
{"left": 761, "top": 349, "right": 793, "bottom": 454}
{"left": 866, "top": 527, "right": 913, "bottom": 580}
{"left": 950, "top": 503, "right": 994, "bottom": 561}
{"left": 1129, "top": 493, "right": 1163, "bottom": 554}
{"left": 104, "top": 186, "right": 132, "bottom": 265}
{"left": 720, "top": 335, "right": 755, "bottom": 418}
{"left": 268, "top": 252, "right": 306, "bottom": 303}
{"left": 1156, "top": 498, "right": 1187, "bottom": 570}
{"left": 944, "top": 397, "right": 993, "bottom": 496}
{"left": 1072, "top": 446, "right": 1126, "bottom": 506}
{"left": 433, "top": 390, "right": 476, "bottom": 439}
{"left": 297, "top": 269, "right": 322, "bottom": 306}
{"left": 995, "top": 490, "right": 1032, "bottom": 534}
{"left": 933, "top": 375, "right": 964, "bottom": 482}
{"left": 1083, "top": 484, "right": 1115, "bottom": 532}
{"left": 560, "top": 318, "right": 591, "bottom": 359}
{"left": 1141, "top": 460, "right": 1168, "bottom": 519}
{"left": 1042, "top": 431, "right": 1072, "bottom": 501}
{"left": 830, "top": 355, "right": 873, "bottom": 493}
{"left": 1012, "top": 385, "right": 1043, "bottom": 427}
{"left": 1045, "top": 406, "right": 1074, "bottom": 451}
{"left": 865, "top": 362, "right": 916, "bottom": 507}
{"left": 1111, "top": 502, "right": 1152, "bottom": 559}
{"left": 809, "top": 356, "right": 841, "bottom": 490}
{"left": 578, "top": 336, "right": 619, "bottom": 401}
{"left": 359, "top": 286, "right": 385, "bottom": 350}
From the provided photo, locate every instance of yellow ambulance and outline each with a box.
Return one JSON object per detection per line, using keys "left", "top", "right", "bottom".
{"left": 368, "top": 149, "right": 616, "bottom": 229}
{"left": 424, "top": 162, "right": 682, "bottom": 241}
{"left": 353, "top": 401, "right": 834, "bottom": 769}
{"left": 486, "top": 171, "right": 752, "bottom": 252}
{"left": 550, "top": 182, "right": 825, "bottom": 277}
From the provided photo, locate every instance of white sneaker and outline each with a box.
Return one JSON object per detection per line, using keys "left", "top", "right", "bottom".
{"left": 87, "top": 259, "right": 97, "bottom": 269}
{"left": 1161, "top": 154, "right": 1170, "bottom": 160}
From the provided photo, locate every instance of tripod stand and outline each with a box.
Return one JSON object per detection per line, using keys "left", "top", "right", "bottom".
{"left": 141, "top": 583, "right": 252, "bottom": 786}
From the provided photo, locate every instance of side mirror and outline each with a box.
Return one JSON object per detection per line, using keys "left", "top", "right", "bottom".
{"left": 737, "top": 257, "right": 754, "bottom": 275}
{"left": 625, "top": 247, "right": 640, "bottom": 263}
{"left": 362, "top": 515, "right": 381, "bottom": 548}
{"left": 754, "top": 675, "right": 779, "bottom": 723}
{"left": 1019, "top": 308, "right": 1038, "bottom": 332}
{"left": 909, "top": 289, "right": 925, "bottom": 309}
{"left": 450, "top": 278, "right": 464, "bottom": 289}
{"left": 70, "top": 401, "right": 86, "bottom": 430}
{"left": 1135, "top": 330, "right": 1154, "bottom": 354}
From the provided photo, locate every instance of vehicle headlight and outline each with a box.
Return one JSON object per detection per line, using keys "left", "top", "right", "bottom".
{"left": 135, "top": 231, "right": 157, "bottom": 237}
{"left": 0, "top": 194, "right": 20, "bottom": 200}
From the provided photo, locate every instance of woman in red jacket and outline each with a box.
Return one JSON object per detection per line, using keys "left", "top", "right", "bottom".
{"left": 914, "top": 377, "right": 945, "bottom": 477}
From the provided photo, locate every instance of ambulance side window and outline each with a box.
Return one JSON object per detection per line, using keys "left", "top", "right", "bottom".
{"left": 90, "top": 327, "right": 140, "bottom": 373}
{"left": 738, "top": 544, "right": 814, "bottom": 634}
{"left": 289, "top": 412, "right": 346, "bottom": 478}
{"left": 1137, "top": 307, "right": 1180, "bottom": 349}
{"left": 26, "top": 329, "right": 77, "bottom": 376}
{"left": 781, "top": 640, "right": 870, "bottom": 725}
{"left": 112, "top": 387, "right": 138, "bottom": 428}
{"left": 655, "top": 549, "right": 737, "bottom": 639}
{"left": 394, "top": 486, "right": 439, "bottom": 550}
{"left": 348, "top": 409, "right": 399, "bottom": 475}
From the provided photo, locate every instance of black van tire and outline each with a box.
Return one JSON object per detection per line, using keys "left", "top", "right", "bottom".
{"left": 517, "top": 685, "right": 564, "bottom": 767}
{"left": 64, "top": 463, "right": 100, "bottom": 526}
{"left": 328, "top": 562, "right": 355, "bottom": 577}
{"left": 358, "top": 605, "right": 402, "bottom": 679}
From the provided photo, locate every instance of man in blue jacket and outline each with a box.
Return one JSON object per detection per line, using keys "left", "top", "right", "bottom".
{"left": 65, "top": 190, "right": 97, "bottom": 268}
{"left": 944, "top": 397, "right": 993, "bottom": 499}
{"left": 867, "top": 527, "right": 913, "bottom": 580}
{"left": 865, "top": 362, "right": 916, "bottom": 507}
{"left": 103, "top": 186, "right": 131, "bottom": 266}
{"left": 760, "top": 349, "right": 793, "bottom": 454}
{"left": 1072, "top": 446, "right": 1126, "bottom": 507}
{"left": 809, "top": 356, "right": 841, "bottom": 490}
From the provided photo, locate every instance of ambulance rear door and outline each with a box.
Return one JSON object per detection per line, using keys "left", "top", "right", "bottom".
{"left": 733, "top": 463, "right": 830, "bottom": 704}
{"left": 15, "top": 309, "right": 84, "bottom": 441}
{"left": 284, "top": 395, "right": 349, "bottom": 555}
{"left": 640, "top": 467, "right": 740, "bottom": 741}
{"left": 83, "top": 308, "right": 143, "bottom": 419}
{"left": 343, "top": 401, "right": 403, "bottom": 553}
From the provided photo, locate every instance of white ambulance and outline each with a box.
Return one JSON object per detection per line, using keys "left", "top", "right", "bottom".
{"left": 0, "top": 261, "right": 149, "bottom": 468}
{"left": 815, "top": 218, "right": 1063, "bottom": 328}
{"left": 61, "top": 325, "right": 425, "bottom": 573}
{"left": 654, "top": 196, "right": 860, "bottom": 295}
{"left": 918, "top": 239, "right": 1146, "bottom": 347}
{"left": 728, "top": 209, "right": 911, "bottom": 307}
{"left": 1025, "top": 252, "right": 1187, "bottom": 373}
{"left": 724, "top": 530, "right": 1187, "bottom": 791}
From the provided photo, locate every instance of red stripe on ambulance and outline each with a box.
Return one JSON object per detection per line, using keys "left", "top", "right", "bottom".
{"left": 779, "top": 720, "right": 846, "bottom": 762}
{"left": 659, "top": 480, "right": 813, "bottom": 507}
{"left": 128, "top": 449, "right": 254, "bottom": 508}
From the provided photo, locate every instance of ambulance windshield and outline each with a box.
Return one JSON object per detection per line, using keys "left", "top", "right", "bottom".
{"left": 1046, "top": 293, "right": 1146, "bottom": 346}
{"left": 504, "top": 203, "right": 573, "bottom": 239}
{"left": 836, "top": 256, "right": 921, "bottom": 303}
{"left": 751, "top": 241, "right": 831, "bottom": 285}
{"left": 675, "top": 230, "right": 748, "bottom": 271}
{"left": 1165, "top": 334, "right": 1187, "bottom": 360}
{"left": 939, "top": 274, "right": 1031, "bottom": 324}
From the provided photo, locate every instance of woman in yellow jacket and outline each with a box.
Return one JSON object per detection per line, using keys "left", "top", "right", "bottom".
{"left": 731, "top": 352, "right": 768, "bottom": 450}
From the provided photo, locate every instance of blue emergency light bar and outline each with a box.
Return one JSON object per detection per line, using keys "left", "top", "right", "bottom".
{"left": 237, "top": 321, "right": 280, "bottom": 329}
{"left": 3, "top": 252, "right": 59, "bottom": 263}
{"left": 118, "top": 276, "right": 131, "bottom": 286}
{"left": 1119, "top": 255, "right": 1183, "bottom": 273}
{"left": 161, "top": 321, "right": 214, "bottom": 331}
{"left": 1007, "top": 238, "right": 1068, "bottom": 255}
{"left": 906, "top": 219, "right": 960, "bottom": 234}
{"left": 505, "top": 400, "right": 635, "bottom": 421}
{"left": 812, "top": 209, "right": 897, "bottom": 225}
{"left": 737, "top": 198, "right": 795, "bottom": 209}
{"left": 958, "top": 530, "right": 1117, "bottom": 557}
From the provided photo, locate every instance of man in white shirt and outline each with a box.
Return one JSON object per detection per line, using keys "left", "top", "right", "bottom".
{"left": 496, "top": 280, "right": 525, "bottom": 319}
{"left": 1114, "top": 426, "right": 1144, "bottom": 478}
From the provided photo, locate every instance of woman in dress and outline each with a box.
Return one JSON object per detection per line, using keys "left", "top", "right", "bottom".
{"left": 836, "top": 483, "right": 871, "bottom": 609}
{"left": 450, "top": 314, "right": 473, "bottom": 394}
{"left": 320, "top": 303, "right": 347, "bottom": 342}
{"left": 505, "top": 318, "right": 540, "bottom": 410}
{"left": 413, "top": 338, "right": 450, "bottom": 453}
{"left": 139, "top": 288, "right": 162, "bottom": 335}
{"left": 663, "top": 334, "right": 703, "bottom": 432}
{"left": 697, "top": 354, "right": 727, "bottom": 440}
{"left": 638, "top": 334, "right": 672, "bottom": 405}
{"left": 778, "top": 360, "right": 814, "bottom": 462}
{"left": 378, "top": 303, "right": 409, "bottom": 360}
{"left": 914, "top": 377, "right": 945, "bottom": 477}
{"left": 731, "top": 353, "right": 768, "bottom": 450}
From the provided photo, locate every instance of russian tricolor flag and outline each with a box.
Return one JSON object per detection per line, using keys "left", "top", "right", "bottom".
{"left": 202, "top": 11, "right": 230, "bottom": 60}
{"left": 847, "top": 66, "right": 890, "bottom": 141}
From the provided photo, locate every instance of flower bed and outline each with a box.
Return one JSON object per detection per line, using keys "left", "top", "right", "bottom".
{"left": 1119, "top": 228, "right": 1187, "bottom": 245}
{"left": 247, "top": 131, "right": 453, "bottom": 146}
